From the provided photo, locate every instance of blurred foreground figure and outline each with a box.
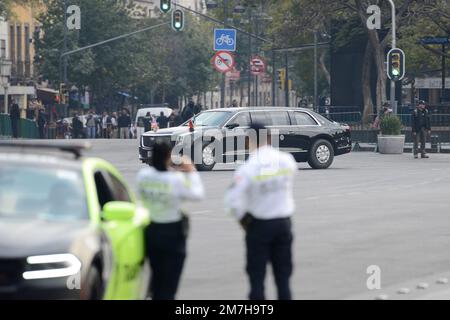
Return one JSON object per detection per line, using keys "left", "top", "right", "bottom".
{"left": 225, "top": 123, "right": 297, "bottom": 300}
{"left": 137, "top": 142, "right": 205, "bottom": 300}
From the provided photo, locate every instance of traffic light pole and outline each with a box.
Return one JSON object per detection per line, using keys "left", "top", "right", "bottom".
{"left": 271, "top": 50, "right": 276, "bottom": 106}
{"left": 442, "top": 44, "right": 446, "bottom": 104}
{"left": 284, "top": 52, "right": 289, "bottom": 107}
{"left": 314, "top": 31, "right": 318, "bottom": 112}
{"left": 220, "top": 0, "right": 228, "bottom": 109}
{"left": 388, "top": 0, "right": 397, "bottom": 114}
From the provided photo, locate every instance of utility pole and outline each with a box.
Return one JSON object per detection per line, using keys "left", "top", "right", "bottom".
{"left": 284, "top": 52, "right": 289, "bottom": 107}
{"left": 271, "top": 50, "right": 276, "bottom": 106}
{"left": 247, "top": 8, "right": 252, "bottom": 106}
{"left": 63, "top": 0, "right": 68, "bottom": 84}
{"left": 388, "top": 0, "right": 397, "bottom": 114}
{"left": 220, "top": 0, "right": 228, "bottom": 108}
{"left": 442, "top": 43, "right": 446, "bottom": 104}
{"left": 314, "top": 31, "right": 318, "bottom": 112}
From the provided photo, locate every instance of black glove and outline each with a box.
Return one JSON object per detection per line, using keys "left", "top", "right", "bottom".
{"left": 240, "top": 213, "right": 254, "bottom": 231}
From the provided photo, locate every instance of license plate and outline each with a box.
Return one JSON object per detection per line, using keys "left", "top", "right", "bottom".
{"left": 147, "top": 150, "right": 153, "bottom": 157}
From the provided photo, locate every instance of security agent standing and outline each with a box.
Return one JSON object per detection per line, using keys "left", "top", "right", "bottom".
{"left": 224, "top": 123, "right": 297, "bottom": 300}
{"left": 137, "top": 142, "right": 205, "bottom": 300}
{"left": 412, "top": 100, "right": 431, "bottom": 159}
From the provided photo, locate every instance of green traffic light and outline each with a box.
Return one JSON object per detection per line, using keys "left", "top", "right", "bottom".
{"left": 392, "top": 69, "right": 400, "bottom": 76}
{"left": 172, "top": 9, "right": 184, "bottom": 31}
{"left": 160, "top": 0, "right": 171, "bottom": 13}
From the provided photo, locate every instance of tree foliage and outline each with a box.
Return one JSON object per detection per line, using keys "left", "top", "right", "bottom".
{"left": 35, "top": 0, "right": 216, "bottom": 109}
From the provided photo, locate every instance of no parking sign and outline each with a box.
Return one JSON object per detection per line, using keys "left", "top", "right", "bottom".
{"left": 211, "top": 51, "right": 235, "bottom": 73}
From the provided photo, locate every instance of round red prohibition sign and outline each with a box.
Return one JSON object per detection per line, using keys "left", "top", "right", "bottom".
{"left": 211, "top": 51, "right": 235, "bottom": 73}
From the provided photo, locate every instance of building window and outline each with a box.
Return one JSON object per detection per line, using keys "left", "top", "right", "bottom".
{"left": 9, "top": 24, "right": 15, "bottom": 63}
{"left": 0, "top": 40, "right": 6, "bottom": 58}
{"left": 24, "top": 25, "right": 30, "bottom": 62}
{"left": 16, "top": 24, "right": 23, "bottom": 77}
{"left": 16, "top": 25, "right": 22, "bottom": 62}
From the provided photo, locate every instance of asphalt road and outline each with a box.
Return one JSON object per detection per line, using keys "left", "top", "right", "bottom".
{"left": 85, "top": 139, "right": 450, "bottom": 300}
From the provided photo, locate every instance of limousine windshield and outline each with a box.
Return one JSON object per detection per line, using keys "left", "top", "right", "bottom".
{"left": 185, "top": 111, "right": 232, "bottom": 127}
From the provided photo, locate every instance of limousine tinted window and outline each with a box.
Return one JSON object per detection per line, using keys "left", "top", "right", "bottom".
{"left": 190, "top": 111, "right": 232, "bottom": 127}
{"left": 228, "top": 112, "right": 251, "bottom": 127}
{"left": 294, "top": 112, "right": 318, "bottom": 126}
{"left": 250, "top": 112, "right": 271, "bottom": 126}
{"left": 270, "top": 111, "right": 290, "bottom": 126}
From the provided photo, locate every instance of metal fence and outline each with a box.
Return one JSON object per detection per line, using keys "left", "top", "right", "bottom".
{"left": 0, "top": 114, "right": 39, "bottom": 139}
{"left": 322, "top": 112, "right": 450, "bottom": 128}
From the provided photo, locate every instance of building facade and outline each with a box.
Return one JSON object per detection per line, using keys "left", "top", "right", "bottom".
{"left": 130, "top": 0, "right": 206, "bottom": 18}
{"left": 1, "top": 1, "right": 44, "bottom": 114}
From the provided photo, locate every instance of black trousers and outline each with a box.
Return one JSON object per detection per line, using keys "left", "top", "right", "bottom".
{"left": 145, "top": 221, "right": 186, "bottom": 300}
{"left": 413, "top": 128, "right": 427, "bottom": 155}
{"left": 246, "top": 217, "right": 293, "bottom": 300}
{"left": 11, "top": 119, "right": 18, "bottom": 138}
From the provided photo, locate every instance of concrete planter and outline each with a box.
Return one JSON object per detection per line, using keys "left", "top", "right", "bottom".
{"left": 378, "top": 135, "right": 405, "bottom": 154}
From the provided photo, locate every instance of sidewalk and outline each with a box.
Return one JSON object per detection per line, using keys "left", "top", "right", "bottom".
{"left": 352, "top": 142, "right": 450, "bottom": 153}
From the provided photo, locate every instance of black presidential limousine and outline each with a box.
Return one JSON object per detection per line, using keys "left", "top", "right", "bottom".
{"left": 139, "top": 107, "right": 352, "bottom": 171}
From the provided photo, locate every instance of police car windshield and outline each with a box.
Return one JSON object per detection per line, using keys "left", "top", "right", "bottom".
{"left": 0, "top": 165, "right": 88, "bottom": 221}
{"left": 188, "top": 111, "right": 232, "bottom": 127}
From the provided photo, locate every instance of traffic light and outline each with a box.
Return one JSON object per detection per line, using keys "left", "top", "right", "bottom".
{"left": 172, "top": 9, "right": 184, "bottom": 32}
{"left": 276, "top": 69, "right": 286, "bottom": 90}
{"left": 59, "top": 83, "right": 68, "bottom": 104}
{"left": 160, "top": 0, "right": 171, "bottom": 13}
{"left": 387, "top": 48, "right": 405, "bottom": 81}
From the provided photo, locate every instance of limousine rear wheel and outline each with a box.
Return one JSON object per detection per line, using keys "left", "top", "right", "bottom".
{"left": 195, "top": 143, "right": 216, "bottom": 171}
{"left": 308, "top": 139, "right": 334, "bottom": 169}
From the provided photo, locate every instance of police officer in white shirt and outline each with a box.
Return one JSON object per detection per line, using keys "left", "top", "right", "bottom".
{"left": 224, "top": 122, "right": 297, "bottom": 300}
{"left": 137, "top": 142, "right": 205, "bottom": 300}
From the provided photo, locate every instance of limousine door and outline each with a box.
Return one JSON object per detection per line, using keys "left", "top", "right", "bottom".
{"left": 286, "top": 111, "right": 320, "bottom": 160}
{"left": 222, "top": 112, "right": 251, "bottom": 163}
{"left": 250, "top": 111, "right": 292, "bottom": 153}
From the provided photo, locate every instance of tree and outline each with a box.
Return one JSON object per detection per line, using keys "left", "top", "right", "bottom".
{"left": 35, "top": 0, "right": 216, "bottom": 110}
{"left": 267, "top": 0, "right": 445, "bottom": 124}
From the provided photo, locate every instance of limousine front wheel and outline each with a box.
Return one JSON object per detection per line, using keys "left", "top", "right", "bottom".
{"left": 195, "top": 143, "right": 216, "bottom": 171}
{"left": 308, "top": 139, "right": 334, "bottom": 169}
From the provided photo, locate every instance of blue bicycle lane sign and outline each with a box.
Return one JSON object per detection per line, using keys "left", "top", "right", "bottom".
{"left": 214, "top": 29, "right": 237, "bottom": 52}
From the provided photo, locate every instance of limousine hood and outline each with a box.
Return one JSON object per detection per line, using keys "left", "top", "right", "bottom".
{"left": 143, "top": 126, "right": 219, "bottom": 137}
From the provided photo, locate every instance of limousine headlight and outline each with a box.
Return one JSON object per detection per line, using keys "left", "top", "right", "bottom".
{"left": 23, "top": 254, "right": 81, "bottom": 280}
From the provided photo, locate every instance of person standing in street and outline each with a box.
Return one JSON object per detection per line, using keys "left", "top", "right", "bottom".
{"left": 111, "top": 112, "right": 118, "bottom": 138}
{"left": 157, "top": 111, "right": 169, "bottom": 129}
{"left": 72, "top": 113, "right": 83, "bottom": 139}
{"left": 86, "top": 110, "right": 97, "bottom": 139}
{"left": 118, "top": 109, "right": 131, "bottom": 139}
{"left": 412, "top": 100, "right": 431, "bottom": 159}
{"left": 173, "top": 111, "right": 184, "bottom": 127}
{"left": 143, "top": 112, "right": 152, "bottom": 132}
{"left": 137, "top": 142, "right": 205, "bottom": 300}
{"left": 224, "top": 123, "right": 297, "bottom": 300}
{"left": 101, "top": 112, "right": 111, "bottom": 139}
{"left": 37, "top": 108, "right": 47, "bottom": 139}
{"left": 181, "top": 101, "right": 195, "bottom": 122}
{"left": 10, "top": 102, "right": 20, "bottom": 138}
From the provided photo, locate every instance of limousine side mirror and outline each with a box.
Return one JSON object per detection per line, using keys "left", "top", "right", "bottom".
{"left": 225, "top": 123, "right": 240, "bottom": 130}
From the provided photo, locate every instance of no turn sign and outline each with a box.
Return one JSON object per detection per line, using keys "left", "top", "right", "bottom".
{"left": 250, "top": 56, "right": 266, "bottom": 75}
{"left": 211, "top": 51, "right": 235, "bottom": 73}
